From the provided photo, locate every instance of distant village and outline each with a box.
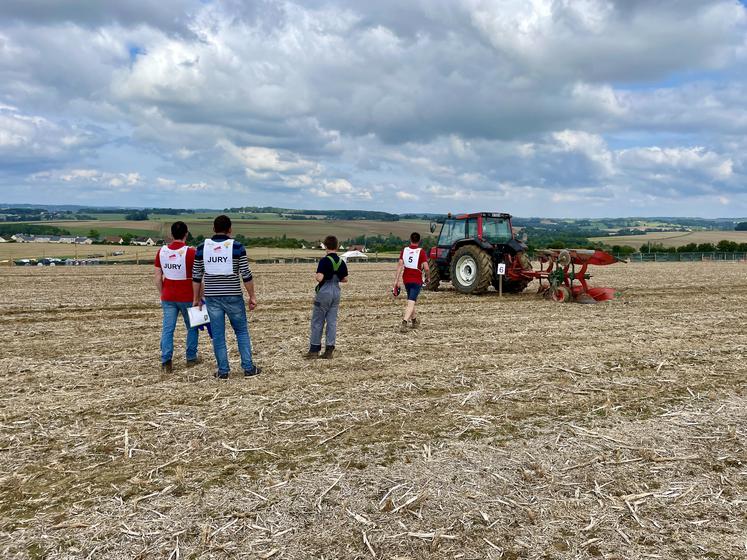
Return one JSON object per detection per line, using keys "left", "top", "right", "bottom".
{"left": 0, "top": 234, "right": 161, "bottom": 246}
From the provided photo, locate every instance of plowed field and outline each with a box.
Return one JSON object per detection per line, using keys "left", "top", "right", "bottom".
{"left": 0, "top": 263, "right": 745, "bottom": 559}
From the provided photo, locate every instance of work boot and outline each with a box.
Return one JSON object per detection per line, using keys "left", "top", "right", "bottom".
{"left": 244, "top": 365, "right": 262, "bottom": 377}
{"left": 400, "top": 320, "right": 409, "bottom": 332}
{"left": 411, "top": 317, "right": 419, "bottom": 329}
{"left": 304, "top": 350, "right": 320, "bottom": 360}
{"left": 186, "top": 357, "right": 201, "bottom": 367}
{"left": 161, "top": 359, "right": 173, "bottom": 373}
{"left": 215, "top": 371, "right": 229, "bottom": 380}
{"left": 320, "top": 346, "right": 335, "bottom": 359}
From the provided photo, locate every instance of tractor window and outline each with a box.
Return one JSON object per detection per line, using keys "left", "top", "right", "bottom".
{"left": 438, "top": 219, "right": 465, "bottom": 246}
{"left": 482, "top": 217, "right": 512, "bottom": 243}
{"left": 466, "top": 219, "right": 478, "bottom": 239}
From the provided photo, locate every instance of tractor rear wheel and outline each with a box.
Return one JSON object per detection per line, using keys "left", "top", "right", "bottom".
{"left": 426, "top": 259, "right": 440, "bottom": 291}
{"left": 492, "top": 252, "right": 531, "bottom": 293}
{"left": 450, "top": 245, "right": 492, "bottom": 294}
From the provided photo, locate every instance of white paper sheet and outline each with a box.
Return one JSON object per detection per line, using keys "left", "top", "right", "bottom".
{"left": 188, "top": 306, "right": 210, "bottom": 328}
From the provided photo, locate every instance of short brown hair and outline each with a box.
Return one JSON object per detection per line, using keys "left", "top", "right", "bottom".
{"left": 213, "top": 214, "right": 232, "bottom": 234}
{"left": 324, "top": 235, "right": 338, "bottom": 250}
{"left": 171, "top": 221, "right": 188, "bottom": 240}
{"left": 410, "top": 231, "right": 421, "bottom": 243}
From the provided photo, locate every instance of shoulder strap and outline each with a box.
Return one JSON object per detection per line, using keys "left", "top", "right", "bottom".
{"left": 327, "top": 254, "right": 342, "bottom": 272}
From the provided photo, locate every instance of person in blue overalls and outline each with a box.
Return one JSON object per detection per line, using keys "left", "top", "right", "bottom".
{"left": 305, "top": 235, "right": 349, "bottom": 359}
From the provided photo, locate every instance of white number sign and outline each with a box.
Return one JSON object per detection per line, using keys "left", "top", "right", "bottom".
{"left": 496, "top": 263, "right": 506, "bottom": 275}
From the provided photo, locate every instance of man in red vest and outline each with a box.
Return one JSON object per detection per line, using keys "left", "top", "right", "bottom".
{"left": 154, "top": 221, "right": 200, "bottom": 372}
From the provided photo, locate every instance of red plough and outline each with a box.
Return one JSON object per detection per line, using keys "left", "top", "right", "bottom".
{"left": 508, "top": 248, "right": 622, "bottom": 303}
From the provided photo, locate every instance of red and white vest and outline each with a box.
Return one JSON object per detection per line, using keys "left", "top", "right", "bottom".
{"left": 159, "top": 246, "right": 189, "bottom": 280}
{"left": 402, "top": 246, "right": 422, "bottom": 270}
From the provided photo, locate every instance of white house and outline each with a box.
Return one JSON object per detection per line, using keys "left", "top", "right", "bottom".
{"left": 12, "top": 234, "right": 33, "bottom": 242}
{"left": 0, "top": 236, "right": 7, "bottom": 243}
{"left": 59, "top": 236, "right": 77, "bottom": 244}
{"left": 75, "top": 237, "right": 93, "bottom": 245}
{"left": 131, "top": 237, "right": 155, "bottom": 246}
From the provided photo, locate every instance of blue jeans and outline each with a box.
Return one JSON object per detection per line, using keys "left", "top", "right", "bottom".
{"left": 205, "top": 296, "right": 254, "bottom": 374}
{"left": 160, "top": 301, "right": 199, "bottom": 364}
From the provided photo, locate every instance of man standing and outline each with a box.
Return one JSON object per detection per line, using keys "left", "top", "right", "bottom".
{"left": 192, "top": 215, "right": 260, "bottom": 379}
{"left": 305, "top": 235, "right": 348, "bottom": 359}
{"left": 155, "top": 221, "right": 199, "bottom": 372}
{"left": 392, "top": 232, "right": 430, "bottom": 331}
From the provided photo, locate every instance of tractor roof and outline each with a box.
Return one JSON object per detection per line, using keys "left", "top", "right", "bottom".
{"left": 451, "top": 212, "right": 512, "bottom": 220}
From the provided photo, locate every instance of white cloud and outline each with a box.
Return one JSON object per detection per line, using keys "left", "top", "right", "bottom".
{"left": 423, "top": 185, "right": 473, "bottom": 200}
{"left": 60, "top": 169, "right": 100, "bottom": 181}
{"left": 617, "top": 146, "right": 735, "bottom": 181}
{"left": 396, "top": 191, "right": 418, "bottom": 201}
{"left": 1, "top": 0, "right": 747, "bottom": 215}
{"left": 181, "top": 181, "right": 211, "bottom": 191}
{"left": 0, "top": 106, "right": 101, "bottom": 166}
{"left": 309, "top": 178, "right": 372, "bottom": 200}
{"left": 309, "top": 188, "right": 330, "bottom": 198}
{"left": 220, "top": 142, "right": 318, "bottom": 174}
{"left": 322, "top": 178, "right": 354, "bottom": 194}
{"left": 552, "top": 130, "right": 614, "bottom": 176}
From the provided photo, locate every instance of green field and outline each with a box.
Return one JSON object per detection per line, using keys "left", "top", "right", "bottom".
{"left": 50, "top": 223, "right": 161, "bottom": 237}
{"left": 590, "top": 230, "right": 747, "bottom": 249}
{"left": 36, "top": 217, "right": 429, "bottom": 241}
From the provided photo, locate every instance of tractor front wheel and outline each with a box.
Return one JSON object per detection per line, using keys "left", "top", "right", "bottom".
{"left": 426, "top": 259, "right": 440, "bottom": 291}
{"left": 450, "top": 245, "right": 492, "bottom": 294}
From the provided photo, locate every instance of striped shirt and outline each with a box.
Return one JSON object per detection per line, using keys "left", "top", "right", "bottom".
{"left": 193, "top": 235, "right": 253, "bottom": 297}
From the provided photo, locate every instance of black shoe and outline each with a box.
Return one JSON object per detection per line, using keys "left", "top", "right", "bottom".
{"left": 304, "top": 351, "right": 320, "bottom": 360}
{"left": 186, "top": 357, "right": 201, "bottom": 367}
{"left": 215, "top": 371, "right": 229, "bottom": 380}
{"left": 320, "top": 346, "right": 335, "bottom": 359}
{"left": 400, "top": 320, "right": 409, "bottom": 332}
{"left": 411, "top": 317, "right": 419, "bottom": 329}
{"left": 244, "top": 365, "right": 261, "bottom": 377}
{"left": 161, "top": 360, "right": 173, "bottom": 373}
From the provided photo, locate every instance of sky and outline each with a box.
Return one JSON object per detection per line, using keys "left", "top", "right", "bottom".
{"left": 0, "top": 0, "right": 746, "bottom": 217}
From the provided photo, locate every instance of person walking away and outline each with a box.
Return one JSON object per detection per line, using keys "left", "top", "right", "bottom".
{"left": 393, "top": 232, "right": 430, "bottom": 331}
{"left": 192, "top": 215, "right": 260, "bottom": 379}
{"left": 305, "top": 235, "right": 348, "bottom": 359}
{"left": 155, "top": 221, "right": 199, "bottom": 372}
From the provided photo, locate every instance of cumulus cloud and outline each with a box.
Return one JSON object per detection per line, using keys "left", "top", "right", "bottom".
{"left": 0, "top": 106, "right": 102, "bottom": 169}
{"left": 423, "top": 185, "right": 475, "bottom": 200}
{"left": 310, "top": 178, "right": 372, "bottom": 200}
{"left": 220, "top": 141, "right": 320, "bottom": 177}
{"left": 53, "top": 169, "right": 142, "bottom": 189}
{"left": 0, "top": 0, "right": 200, "bottom": 33}
{"left": 1, "top": 0, "right": 746, "bottom": 215}
{"left": 396, "top": 191, "right": 418, "bottom": 201}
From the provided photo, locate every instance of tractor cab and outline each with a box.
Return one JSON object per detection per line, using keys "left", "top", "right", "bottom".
{"left": 427, "top": 212, "right": 530, "bottom": 294}
{"left": 431, "top": 213, "right": 518, "bottom": 251}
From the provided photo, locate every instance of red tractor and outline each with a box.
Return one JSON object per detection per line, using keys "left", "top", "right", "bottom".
{"left": 426, "top": 212, "right": 620, "bottom": 302}
{"left": 426, "top": 212, "right": 530, "bottom": 294}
